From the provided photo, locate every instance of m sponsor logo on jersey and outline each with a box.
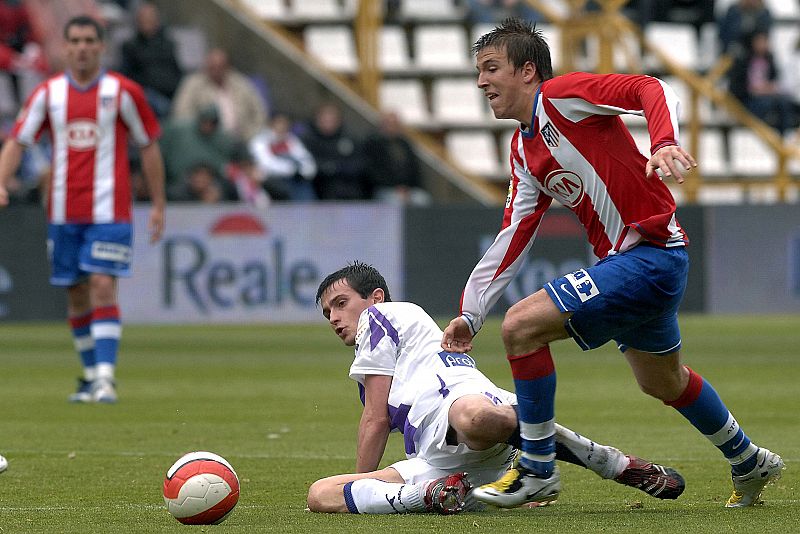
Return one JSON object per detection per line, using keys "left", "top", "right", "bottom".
{"left": 541, "top": 122, "right": 559, "bottom": 147}
{"left": 91, "top": 241, "right": 132, "bottom": 263}
{"left": 545, "top": 170, "right": 584, "bottom": 207}
{"left": 66, "top": 120, "right": 100, "bottom": 150}
{"left": 564, "top": 268, "right": 599, "bottom": 302}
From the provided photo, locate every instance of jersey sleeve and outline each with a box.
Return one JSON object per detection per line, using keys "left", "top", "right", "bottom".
{"left": 118, "top": 77, "right": 161, "bottom": 147}
{"left": 543, "top": 72, "right": 681, "bottom": 155}
{"left": 11, "top": 83, "right": 49, "bottom": 146}
{"left": 459, "top": 134, "right": 552, "bottom": 335}
{"left": 348, "top": 306, "right": 400, "bottom": 384}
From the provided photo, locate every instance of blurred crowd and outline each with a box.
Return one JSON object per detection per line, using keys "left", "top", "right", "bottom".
{"left": 2, "top": 0, "right": 799, "bottom": 207}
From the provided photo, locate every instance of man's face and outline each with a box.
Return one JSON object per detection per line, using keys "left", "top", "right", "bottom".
{"left": 320, "top": 279, "right": 375, "bottom": 347}
{"left": 476, "top": 46, "right": 529, "bottom": 122}
{"left": 65, "top": 24, "right": 104, "bottom": 79}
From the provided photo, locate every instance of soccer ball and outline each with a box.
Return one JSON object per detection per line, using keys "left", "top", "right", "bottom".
{"left": 163, "top": 451, "right": 240, "bottom": 525}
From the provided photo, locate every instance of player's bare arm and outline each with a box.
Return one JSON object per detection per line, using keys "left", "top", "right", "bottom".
{"left": 647, "top": 144, "right": 697, "bottom": 184}
{"left": 139, "top": 142, "right": 166, "bottom": 243}
{"left": 355, "top": 374, "right": 392, "bottom": 473}
{"left": 0, "top": 138, "right": 25, "bottom": 207}
{"left": 441, "top": 316, "right": 474, "bottom": 354}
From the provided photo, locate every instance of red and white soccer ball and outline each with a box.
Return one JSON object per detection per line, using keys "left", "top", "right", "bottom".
{"left": 163, "top": 451, "right": 240, "bottom": 525}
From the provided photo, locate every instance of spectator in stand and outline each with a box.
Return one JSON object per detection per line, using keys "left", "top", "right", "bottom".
{"left": 160, "top": 104, "right": 236, "bottom": 193}
{"left": 779, "top": 35, "right": 800, "bottom": 130}
{"left": 718, "top": 0, "right": 772, "bottom": 58}
{"left": 225, "top": 143, "right": 271, "bottom": 209}
{"left": 171, "top": 47, "right": 266, "bottom": 141}
{"left": 168, "top": 162, "right": 237, "bottom": 203}
{"left": 301, "top": 102, "right": 369, "bottom": 200}
{"left": 249, "top": 112, "right": 316, "bottom": 202}
{"left": 363, "top": 111, "right": 431, "bottom": 206}
{"left": 728, "top": 31, "right": 794, "bottom": 135}
{"left": 467, "top": 0, "right": 543, "bottom": 25}
{"left": 0, "top": 0, "right": 47, "bottom": 114}
{"left": 120, "top": 2, "right": 182, "bottom": 118}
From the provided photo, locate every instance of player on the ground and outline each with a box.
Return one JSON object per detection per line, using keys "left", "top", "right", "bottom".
{"left": 0, "top": 15, "right": 166, "bottom": 403}
{"left": 440, "top": 18, "right": 783, "bottom": 509}
{"left": 307, "top": 261, "right": 685, "bottom": 514}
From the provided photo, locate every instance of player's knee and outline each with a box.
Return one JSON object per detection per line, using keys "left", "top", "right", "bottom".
{"left": 635, "top": 378, "right": 682, "bottom": 401}
{"left": 501, "top": 311, "right": 544, "bottom": 351}
{"left": 306, "top": 479, "right": 330, "bottom": 513}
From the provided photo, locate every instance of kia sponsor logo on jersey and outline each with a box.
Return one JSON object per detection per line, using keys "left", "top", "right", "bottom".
{"left": 66, "top": 120, "right": 100, "bottom": 150}
{"left": 545, "top": 170, "right": 584, "bottom": 208}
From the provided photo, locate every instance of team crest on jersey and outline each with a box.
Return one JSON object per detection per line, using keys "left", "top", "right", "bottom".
{"left": 66, "top": 120, "right": 100, "bottom": 150}
{"left": 541, "top": 122, "right": 559, "bottom": 147}
{"left": 100, "top": 95, "right": 115, "bottom": 109}
{"left": 545, "top": 170, "right": 584, "bottom": 207}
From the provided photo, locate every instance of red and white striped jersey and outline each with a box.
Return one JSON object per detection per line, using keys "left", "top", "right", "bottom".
{"left": 460, "top": 72, "right": 688, "bottom": 334}
{"left": 12, "top": 71, "right": 160, "bottom": 224}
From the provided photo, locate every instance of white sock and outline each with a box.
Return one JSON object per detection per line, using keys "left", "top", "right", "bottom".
{"left": 554, "top": 423, "right": 629, "bottom": 479}
{"left": 346, "top": 479, "right": 426, "bottom": 514}
{"left": 95, "top": 363, "right": 115, "bottom": 381}
{"left": 83, "top": 366, "right": 97, "bottom": 382}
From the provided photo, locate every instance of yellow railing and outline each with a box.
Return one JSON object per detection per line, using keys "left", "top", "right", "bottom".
{"left": 526, "top": 0, "right": 799, "bottom": 202}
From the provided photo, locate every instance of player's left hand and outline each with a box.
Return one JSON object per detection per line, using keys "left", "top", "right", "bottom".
{"left": 441, "top": 316, "right": 474, "bottom": 354}
{"left": 148, "top": 207, "right": 164, "bottom": 243}
{"left": 647, "top": 145, "right": 696, "bottom": 184}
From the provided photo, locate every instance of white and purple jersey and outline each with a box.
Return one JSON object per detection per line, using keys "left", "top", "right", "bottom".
{"left": 349, "top": 302, "right": 507, "bottom": 460}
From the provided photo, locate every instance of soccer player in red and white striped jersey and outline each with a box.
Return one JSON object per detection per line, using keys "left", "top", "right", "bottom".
{"left": 0, "top": 15, "right": 166, "bottom": 404}
{"left": 441, "top": 17, "right": 783, "bottom": 509}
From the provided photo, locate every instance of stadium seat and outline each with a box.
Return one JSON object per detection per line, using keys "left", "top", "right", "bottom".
{"left": 303, "top": 25, "right": 358, "bottom": 73}
{"left": 696, "top": 184, "right": 745, "bottom": 204}
{"left": 662, "top": 76, "right": 714, "bottom": 124}
{"left": 585, "top": 31, "right": 641, "bottom": 72}
{"left": 498, "top": 128, "right": 516, "bottom": 168}
{"left": 697, "top": 22, "right": 721, "bottom": 72}
{"left": 167, "top": 26, "right": 208, "bottom": 72}
{"left": 444, "top": 130, "right": 502, "bottom": 177}
{"left": 400, "top": 0, "right": 463, "bottom": 21}
{"left": 728, "top": 128, "right": 778, "bottom": 177}
{"left": 698, "top": 129, "right": 730, "bottom": 178}
{"left": 764, "top": 0, "right": 800, "bottom": 19}
{"left": 379, "top": 25, "right": 411, "bottom": 73}
{"left": 644, "top": 23, "right": 699, "bottom": 72}
{"left": 239, "top": 0, "right": 288, "bottom": 20}
{"left": 289, "top": 0, "right": 347, "bottom": 22}
{"left": 379, "top": 79, "right": 430, "bottom": 127}
{"left": 413, "top": 24, "right": 471, "bottom": 72}
{"left": 771, "top": 23, "right": 800, "bottom": 78}
{"left": 431, "top": 78, "right": 489, "bottom": 127}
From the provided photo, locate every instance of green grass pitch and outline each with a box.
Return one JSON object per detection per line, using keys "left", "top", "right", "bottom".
{"left": 0, "top": 315, "right": 797, "bottom": 533}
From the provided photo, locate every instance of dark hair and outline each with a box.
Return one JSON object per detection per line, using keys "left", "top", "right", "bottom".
{"left": 472, "top": 17, "right": 553, "bottom": 81}
{"left": 315, "top": 261, "right": 391, "bottom": 305}
{"left": 64, "top": 15, "right": 105, "bottom": 41}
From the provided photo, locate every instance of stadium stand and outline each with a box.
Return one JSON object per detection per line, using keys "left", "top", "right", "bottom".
{"left": 170, "top": 0, "right": 800, "bottom": 204}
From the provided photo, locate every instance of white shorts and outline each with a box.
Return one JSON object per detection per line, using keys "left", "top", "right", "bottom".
{"left": 392, "top": 378, "right": 517, "bottom": 485}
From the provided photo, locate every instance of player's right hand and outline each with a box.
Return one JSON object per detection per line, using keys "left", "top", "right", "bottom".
{"left": 441, "top": 317, "right": 474, "bottom": 354}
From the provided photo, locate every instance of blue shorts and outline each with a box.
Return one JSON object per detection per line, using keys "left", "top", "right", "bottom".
{"left": 47, "top": 223, "right": 133, "bottom": 286}
{"left": 543, "top": 244, "right": 689, "bottom": 354}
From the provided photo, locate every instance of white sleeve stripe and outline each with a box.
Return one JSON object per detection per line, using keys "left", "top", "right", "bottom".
{"left": 15, "top": 86, "right": 48, "bottom": 145}
{"left": 119, "top": 89, "right": 151, "bottom": 146}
